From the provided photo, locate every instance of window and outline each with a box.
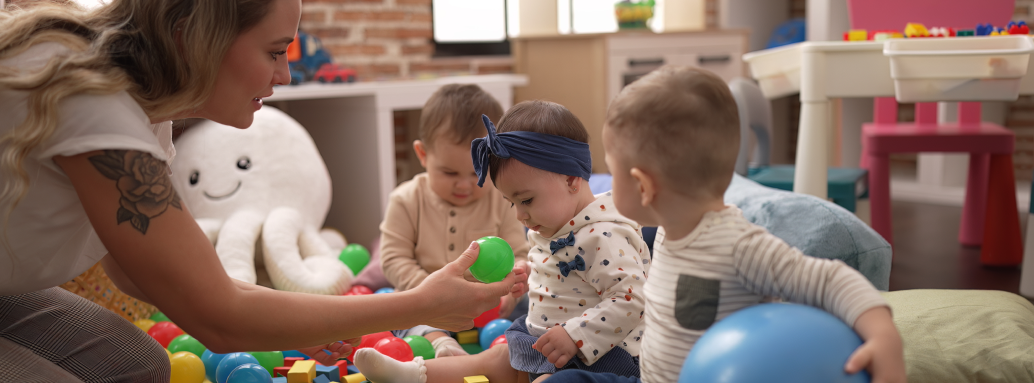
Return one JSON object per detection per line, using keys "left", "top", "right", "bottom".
{"left": 432, "top": 0, "right": 510, "bottom": 57}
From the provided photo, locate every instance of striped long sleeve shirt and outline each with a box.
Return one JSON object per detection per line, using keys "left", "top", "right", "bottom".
{"left": 639, "top": 205, "right": 888, "bottom": 383}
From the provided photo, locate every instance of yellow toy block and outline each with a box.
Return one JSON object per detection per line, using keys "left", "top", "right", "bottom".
{"left": 342, "top": 373, "right": 366, "bottom": 383}
{"left": 904, "top": 23, "right": 929, "bottom": 38}
{"left": 287, "top": 360, "right": 317, "bottom": 383}
{"left": 464, "top": 376, "right": 490, "bottom": 383}
{"left": 847, "top": 29, "right": 867, "bottom": 41}
{"left": 456, "top": 329, "right": 478, "bottom": 344}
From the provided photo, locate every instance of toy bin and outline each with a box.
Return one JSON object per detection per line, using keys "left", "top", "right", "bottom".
{"left": 883, "top": 35, "right": 1034, "bottom": 102}
{"left": 742, "top": 43, "right": 802, "bottom": 98}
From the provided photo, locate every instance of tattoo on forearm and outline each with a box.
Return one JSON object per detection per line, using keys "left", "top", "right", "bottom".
{"left": 88, "top": 150, "right": 182, "bottom": 234}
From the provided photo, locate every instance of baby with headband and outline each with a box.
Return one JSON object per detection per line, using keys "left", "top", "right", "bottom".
{"left": 353, "top": 100, "right": 650, "bottom": 383}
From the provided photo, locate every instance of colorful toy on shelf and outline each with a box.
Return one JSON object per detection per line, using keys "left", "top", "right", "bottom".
{"left": 217, "top": 353, "right": 263, "bottom": 383}
{"left": 169, "top": 351, "right": 206, "bottom": 383}
{"left": 976, "top": 23, "right": 1001, "bottom": 36}
{"left": 614, "top": 0, "right": 654, "bottom": 30}
{"left": 287, "top": 30, "right": 331, "bottom": 85}
{"left": 872, "top": 31, "right": 904, "bottom": 41}
{"left": 929, "top": 27, "right": 956, "bottom": 37}
{"left": 478, "top": 319, "right": 512, "bottom": 350}
{"left": 167, "top": 334, "right": 207, "bottom": 358}
{"left": 315, "top": 64, "right": 357, "bottom": 84}
{"left": 957, "top": 29, "right": 975, "bottom": 37}
{"left": 338, "top": 244, "right": 370, "bottom": 275}
{"left": 468, "top": 236, "right": 515, "bottom": 283}
{"left": 678, "top": 304, "right": 869, "bottom": 383}
{"left": 147, "top": 321, "right": 184, "bottom": 348}
{"left": 402, "top": 335, "right": 435, "bottom": 360}
{"left": 904, "top": 22, "right": 930, "bottom": 38}
{"left": 372, "top": 337, "right": 414, "bottom": 362}
{"left": 844, "top": 29, "right": 868, "bottom": 41}
{"left": 1008, "top": 21, "right": 1030, "bottom": 35}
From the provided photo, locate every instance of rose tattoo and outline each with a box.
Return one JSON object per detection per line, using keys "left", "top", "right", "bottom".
{"left": 89, "top": 150, "right": 182, "bottom": 234}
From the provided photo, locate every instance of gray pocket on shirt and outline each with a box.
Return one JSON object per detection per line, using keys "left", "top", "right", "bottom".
{"left": 674, "top": 274, "right": 720, "bottom": 331}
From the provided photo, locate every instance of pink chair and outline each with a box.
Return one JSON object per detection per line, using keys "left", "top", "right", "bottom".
{"left": 861, "top": 99, "right": 1023, "bottom": 266}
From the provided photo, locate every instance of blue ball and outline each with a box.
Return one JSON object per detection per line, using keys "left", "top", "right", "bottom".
{"left": 375, "top": 287, "right": 395, "bottom": 294}
{"left": 202, "top": 349, "right": 228, "bottom": 383}
{"left": 217, "top": 352, "right": 262, "bottom": 383}
{"left": 479, "top": 318, "right": 512, "bottom": 350}
{"left": 227, "top": 363, "right": 273, "bottom": 383}
{"left": 679, "top": 303, "right": 870, "bottom": 383}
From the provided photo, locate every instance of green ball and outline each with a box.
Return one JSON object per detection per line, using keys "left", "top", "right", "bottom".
{"left": 248, "top": 351, "right": 284, "bottom": 375}
{"left": 403, "top": 335, "right": 435, "bottom": 360}
{"left": 339, "top": 244, "right": 371, "bottom": 276}
{"left": 167, "top": 334, "right": 207, "bottom": 358}
{"left": 469, "top": 236, "right": 515, "bottom": 283}
{"left": 150, "top": 311, "right": 171, "bottom": 323}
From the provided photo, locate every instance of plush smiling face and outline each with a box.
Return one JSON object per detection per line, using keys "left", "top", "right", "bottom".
{"left": 171, "top": 106, "right": 331, "bottom": 228}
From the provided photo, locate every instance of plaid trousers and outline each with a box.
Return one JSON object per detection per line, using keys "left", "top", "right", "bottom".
{"left": 0, "top": 287, "right": 170, "bottom": 382}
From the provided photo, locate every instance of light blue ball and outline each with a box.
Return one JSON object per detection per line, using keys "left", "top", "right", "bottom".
{"left": 217, "top": 352, "right": 261, "bottom": 383}
{"left": 227, "top": 363, "right": 273, "bottom": 383}
{"left": 479, "top": 318, "right": 512, "bottom": 350}
{"left": 679, "top": 303, "right": 871, "bottom": 383}
{"left": 202, "top": 349, "right": 228, "bottom": 383}
{"left": 375, "top": 287, "right": 395, "bottom": 294}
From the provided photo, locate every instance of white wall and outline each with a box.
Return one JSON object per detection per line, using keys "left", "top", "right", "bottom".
{"left": 806, "top": 0, "right": 850, "bottom": 41}
{"left": 719, "top": 0, "right": 790, "bottom": 52}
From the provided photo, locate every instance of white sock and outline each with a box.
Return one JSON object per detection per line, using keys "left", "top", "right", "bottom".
{"left": 353, "top": 348, "right": 426, "bottom": 383}
{"left": 431, "top": 335, "right": 469, "bottom": 358}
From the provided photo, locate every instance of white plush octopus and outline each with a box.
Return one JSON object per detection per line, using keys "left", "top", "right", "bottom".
{"left": 171, "top": 106, "right": 353, "bottom": 294}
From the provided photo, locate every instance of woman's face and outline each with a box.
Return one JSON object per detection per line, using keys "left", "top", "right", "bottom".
{"left": 195, "top": 0, "right": 300, "bottom": 129}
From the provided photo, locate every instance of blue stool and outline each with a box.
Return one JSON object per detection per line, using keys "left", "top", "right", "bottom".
{"left": 749, "top": 166, "right": 868, "bottom": 212}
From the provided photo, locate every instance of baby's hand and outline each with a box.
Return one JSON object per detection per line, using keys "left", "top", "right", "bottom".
{"left": 532, "top": 325, "right": 578, "bottom": 368}
{"left": 845, "top": 307, "right": 907, "bottom": 383}
{"left": 498, "top": 295, "right": 517, "bottom": 319}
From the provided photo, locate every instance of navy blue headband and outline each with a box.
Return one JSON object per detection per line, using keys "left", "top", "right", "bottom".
{"left": 471, "top": 114, "right": 592, "bottom": 187}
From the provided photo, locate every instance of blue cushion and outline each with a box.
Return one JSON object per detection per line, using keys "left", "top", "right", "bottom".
{"left": 586, "top": 174, "right": 892, "bottom": 290}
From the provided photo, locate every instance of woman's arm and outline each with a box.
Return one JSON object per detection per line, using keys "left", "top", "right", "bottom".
{"left": 101, "top": 253, "right": 152, "bottom": 304}
{"left": 54, "top": 150, "right": 518, "bottom": 353}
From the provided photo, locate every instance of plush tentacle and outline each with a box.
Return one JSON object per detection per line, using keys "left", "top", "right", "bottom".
{"left": 262, "top": 207, "right": 353, "bottom": 294}
{"left": 214, "top": 210, "right": 264, "bottom": 283}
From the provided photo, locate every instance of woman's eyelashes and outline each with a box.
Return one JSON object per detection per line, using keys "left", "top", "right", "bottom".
{"left": 270, "top": 50, "right": 286, "bottom": 61}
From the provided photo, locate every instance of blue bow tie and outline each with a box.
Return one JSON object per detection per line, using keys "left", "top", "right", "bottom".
{"left": 557, "top": 254, "right": 586, "bottom": 277}
{"left": 549, "top": 231, "right": 576, "bottom": 254}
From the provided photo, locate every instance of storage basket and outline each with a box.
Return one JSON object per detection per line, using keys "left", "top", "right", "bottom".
{"left": 60, "top": 262, "right": 158, "bottom": 322}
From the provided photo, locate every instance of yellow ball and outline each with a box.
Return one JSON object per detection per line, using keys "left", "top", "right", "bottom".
{"left": 169, "top": 351, "right": 206, "bottom": 383}
{"left": 134, "top": 319, "right": 157, "bottom": 333}
{"left": 166, "top": 349, "right": 172, "bottom": 359}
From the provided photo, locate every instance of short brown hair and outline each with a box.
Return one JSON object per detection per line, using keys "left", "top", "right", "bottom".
{"left": 606, "top": 66, "right": 740, "bottom": 198}
{"left": 488, "top": 100, "right": 589, "bottom": 185}
{"left": 419, "top": 84, "right": 504, "bottom": 149}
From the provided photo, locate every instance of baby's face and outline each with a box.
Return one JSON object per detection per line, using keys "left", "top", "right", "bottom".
{"left": 423, "top": 139, "right": 487, "bottom": 207}
{"left": 494, "top": 160, "right": 580, "bottom": 238}
{"left": 603, "top": 124, "right": 656, "bottom": 226}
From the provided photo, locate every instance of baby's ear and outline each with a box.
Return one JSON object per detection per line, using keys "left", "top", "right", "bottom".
{"left": 630, "top": 167, "right": 656, "bottom": 207}
{"left": 413, "top": 140, "right": 429, "bottom": 168}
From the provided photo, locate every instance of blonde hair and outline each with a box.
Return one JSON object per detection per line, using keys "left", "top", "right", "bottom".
{"left": 606, "top": 65, "right": 740, "bottom": 199}
{"left": 0, "top": 0, "right": 274, "bottom": 236}
{"left": 419, "top": 83, "right": 504, "bottom": 149}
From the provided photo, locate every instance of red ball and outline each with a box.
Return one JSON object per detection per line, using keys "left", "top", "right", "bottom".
{"left": 473, "top": 302, "right": 500, "bottom": 328}
{"left": 147, "top": 321, "right": 184, "bottom": 348}
{"left": 348, "top": 331, "right": 394, "bottom": 361}
{"left": 490, "top": 334, "right": 508, "bottom": 348}
{"left": 345, "top": 285, "right": 374, "bottom": 296}
{"left": 373, "top": 337, "right": 413, "bottom": 362}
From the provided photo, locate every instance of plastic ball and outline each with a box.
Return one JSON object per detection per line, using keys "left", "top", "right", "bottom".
{"left": 248, "top": 351, "right": 284, "bottom": 375}
{"left": 473, "top": 303, "right": 500, "bottom": 328}
{"left": 169, "top": 351, "right": 206, "bottom": 383}
{"left": 374, "top": 337, "right": 414, "bottom": 362}
{"left": 479, "top": 319, "right": 512, "bottom": 350}
{"left": 226, "top": 363, "right": 273, "bottom": 383}
{"left": 202, "top": 350, "right": 228, "bottom": 382}
{"left": 168, "top": 334, "right": 207, "bottom": 358}
{"left": 338, "top": 244, "right": 371, "bottom": 275}
{"left": 166, "top": 348, "right": 172, "bottom": 359}
{"left": 402, "top": 335, "right": 435, "bottom": 360}
{"left": 469, "top": 236, "right": 515, "bottom": 283}
{"left": 344, "top": 285, "right": 374, "bottom": 296}
{"left": 348, "top": 331, "right": 394, "bottom": 361}
{"left": 489, "top": 334, "right": 508, "bottom": 348}
{"left": 679, "top": 303, "right": 870, "bottom": 383}
{"left": 374, "top": 287, "right": 395, "bottom": 294}
{"left": 147, "top": 321, "right": 184, "bottom": 348}
{"left": 150, "top": 311, "right": 172, "bottom": 323}
{"left": 216, "top": 352, "right": 261, "bottom": 383}
{"left": 134, "top": 319, "right": 157, "bottom": 333}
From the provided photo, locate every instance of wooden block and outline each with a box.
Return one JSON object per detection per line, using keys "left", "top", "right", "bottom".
{"left": 464, "top": 376, "right": 490, "bottom": 383}
{"left": 284, "top": 357, "right": 306, "bottom": 367}
{"left": 313, "top": 375, "right": 331, "bottom": 383}
{"left": 288, "top": 360, "right": 317, "bottom": 383}
{"left": 274, "top": 366, "right": 292, "bottom": 377}
{"left": 342, "top": 373, "right": 366, "bottom": 383}
{"left": 315, "top": 364, "right": 340, "bottom": 381}
{"left": 456, "top": 329, "right": 478, "bottom": 344}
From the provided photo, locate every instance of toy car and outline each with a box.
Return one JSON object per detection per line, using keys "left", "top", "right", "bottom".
{"left": 314, "top": 63, "right": 357, "bottom": 83}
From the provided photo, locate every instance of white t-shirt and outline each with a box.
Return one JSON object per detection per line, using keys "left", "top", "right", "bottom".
{"left": 0, "top": 42, "right": 176, "bottom": 295}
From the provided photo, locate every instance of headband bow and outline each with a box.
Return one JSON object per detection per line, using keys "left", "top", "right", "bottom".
{"left": 471, "top": 115, "right": 592, "bottom": 187}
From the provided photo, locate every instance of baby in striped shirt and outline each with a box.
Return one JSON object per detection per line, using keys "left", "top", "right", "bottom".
{"left": 548, "top": 65, "right": 907, "bottom": 383}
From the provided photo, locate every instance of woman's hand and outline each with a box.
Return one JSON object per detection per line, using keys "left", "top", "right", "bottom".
{"left": 413, "top": 242, "right": 528, "bottom": 331}
{"left": 297, "top": 337, "right": 360, "bottom": 366}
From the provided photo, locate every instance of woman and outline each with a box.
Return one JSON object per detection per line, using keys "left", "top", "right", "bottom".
{"left": 0, "top": 0, "right": 526, "bottom": 381}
